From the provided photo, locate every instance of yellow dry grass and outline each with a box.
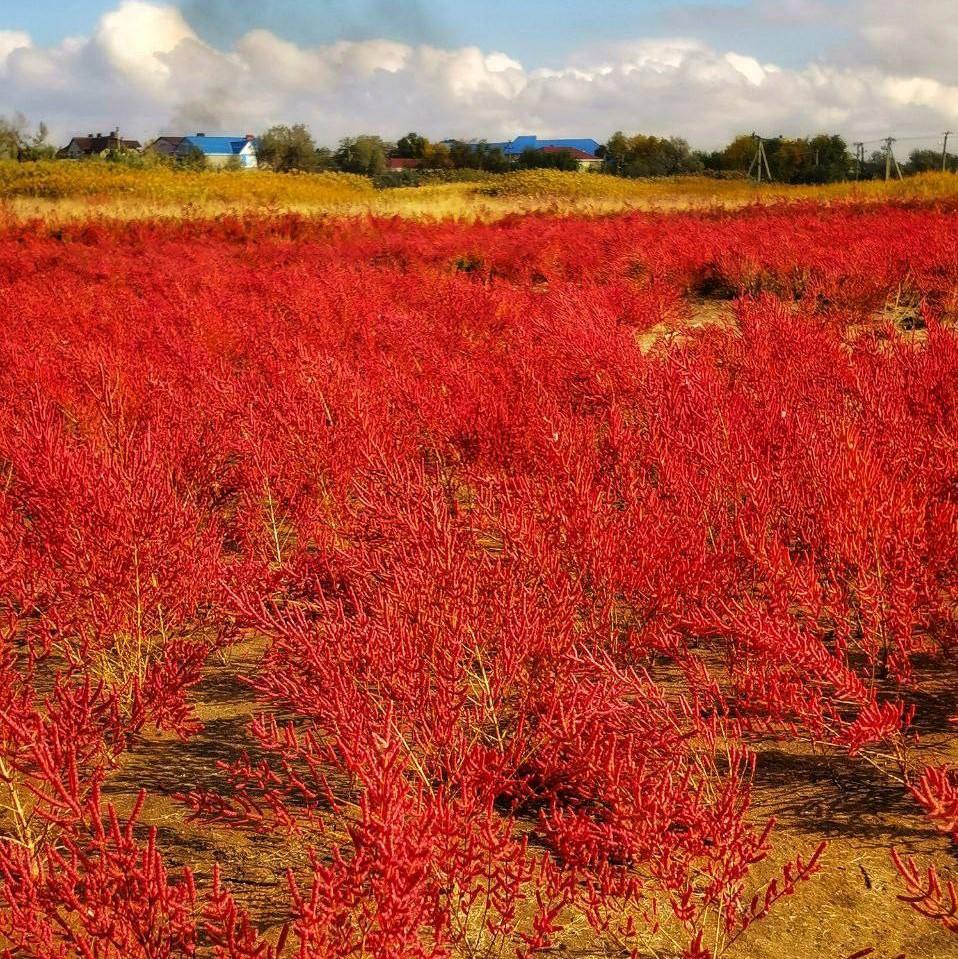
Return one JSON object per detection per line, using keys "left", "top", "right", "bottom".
{"left": 0, "top": 160, "right": 373, "bottom": 207}
{"left": 3, "top": 161, "right": 958, "bottom": 222}
{"left": 484, "top": 168, "right": 958, "bottom": 206}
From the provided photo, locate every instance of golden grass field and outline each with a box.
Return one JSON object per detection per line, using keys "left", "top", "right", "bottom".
{"left": 4, "top": 160, "right": 958, "bottom": 221}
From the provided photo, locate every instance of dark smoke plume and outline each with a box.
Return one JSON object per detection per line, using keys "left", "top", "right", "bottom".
{"left": 180, "top": 0, "right": 448, "bottom": 48}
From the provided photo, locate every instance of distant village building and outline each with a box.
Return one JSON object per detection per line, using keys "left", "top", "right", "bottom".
{"left": 56, "top": 131, "right": 142, "bottom": 159}
{"left": 174, "top": 134, "right": 259, "bottom": 168}
{"left": 145, "top": 136, "right": 186, "bottom": 158}
{"left": 536, "top": 146, "right": 604, "bottom": 171}
{"left": 489, "top": 136, "right": 603, "bottom": 159}
{"left": 385, "top": 157, "right": 426, "bottom": 172}
{"left": 443, "top": 135, "right": 604, "bottom": 169}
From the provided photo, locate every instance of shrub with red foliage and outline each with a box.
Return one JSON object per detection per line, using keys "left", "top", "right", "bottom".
{"left": 0, "top": 204, "right": 956, "bottom": 956}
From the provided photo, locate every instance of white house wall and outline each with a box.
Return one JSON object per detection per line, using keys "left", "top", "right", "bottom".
{"left": 202, "top": 146, "right": 257, "bottom": 169}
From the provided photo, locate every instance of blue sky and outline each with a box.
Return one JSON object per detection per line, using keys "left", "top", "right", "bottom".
{"left": 1, "top": 1, "right": 954, "bottom": 148}
{"left": 6, "top": 0, "right": 843, "bottom": 69}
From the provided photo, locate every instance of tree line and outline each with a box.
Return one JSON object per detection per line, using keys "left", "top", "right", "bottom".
{"left": 603, "top": 132, "right": 956, "bottom": 182}
{"left": 255, "top": 126, "right": 515, "bottom": 175}
{"left": 248, "top": 125, "right": 958, "bottom": 183}
{"left": 4, "top": 113, "right": 955, "bottom": 183}
{"left": 0, "top": 114, "right": 56, "bottom": 161}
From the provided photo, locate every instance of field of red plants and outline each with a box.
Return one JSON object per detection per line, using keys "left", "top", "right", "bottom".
{"left": 0, "top": 203, "right": 957, "bottom": 958}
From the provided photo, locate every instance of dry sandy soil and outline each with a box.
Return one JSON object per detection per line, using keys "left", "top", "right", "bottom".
{"left": 102, "top": 633, "right": 958, "bottom": 959}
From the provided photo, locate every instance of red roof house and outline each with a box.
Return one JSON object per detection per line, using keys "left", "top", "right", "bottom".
{"left": 385, "top": 157, "right": 426, "bottom": 171}
{"left": 537, "top": 146, "right": 604, "bottom": 169}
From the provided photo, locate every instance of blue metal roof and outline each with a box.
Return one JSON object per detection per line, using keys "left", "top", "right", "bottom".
{"left": 177, "top": 136, "right": 257, "bottom": 156}
{"left": 538, "top": 138, "right": 602, "bottom": 156}
{"left": 444, "top": 136, "right": 602, "bottom": 157}
{"left": 507, "top": 135, "right": 538, "bottom": 154}
{"left": 500, "top": 136, "right": 602, "bottom": 157}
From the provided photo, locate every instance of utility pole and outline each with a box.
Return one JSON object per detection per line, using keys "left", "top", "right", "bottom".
{"left": 748, "top": 133, "right": 760, "bottom": 182}
{"left": 883, "top": 137, "right": 902, "bottom": 181}
{"left": 943, "top": 131, "right": 953, "bottom": 172}
{"left": 763, "top": 136, "right": 773, "bottom": 182}
{"left": 747, "top": 132, "right": 773, "bottom": 183}
{"left": 853, "top": 141, "right": 864, "bottom": 180}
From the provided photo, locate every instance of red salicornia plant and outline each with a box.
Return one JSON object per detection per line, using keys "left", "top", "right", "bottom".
{"left": 0, "top": 202, "right": 955, "bottom": 956}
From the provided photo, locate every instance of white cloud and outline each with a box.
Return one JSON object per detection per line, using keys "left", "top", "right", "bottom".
{"left": 95, "top": 1, "right": 197, "bottom": 82}
{"left": 0, "top": 0, "right": 956, "bottom": 149}
{"left": 0, "top": 30, "right": 31, "bottom": 74}
{"left": 853, "top": 0, "right": 958, "bottom": 87}
{"left": 723, "top": 53, "right": 769, "bottom": 86}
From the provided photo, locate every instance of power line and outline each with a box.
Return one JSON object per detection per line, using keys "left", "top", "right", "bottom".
{"left": 741, "top": 128, "right": 955, "bottom": 182}
{"left": 750, "top": 130, "right": 954, "bottom": 160}
{"left": 818, "top": 133, "right": 951, "bottom": 147}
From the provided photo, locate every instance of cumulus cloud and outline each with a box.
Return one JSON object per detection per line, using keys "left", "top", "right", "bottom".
{"left": 0, "top": 30, "right": 31, "bottom": 70}
{"left": 95, "top": 1, "right": 196, "bottom": 83}
{"left": 851, "top": 0, "right": 958, "bottom": 87}
{"left": 0, "top": 0, "right": 956, "bottom": 149}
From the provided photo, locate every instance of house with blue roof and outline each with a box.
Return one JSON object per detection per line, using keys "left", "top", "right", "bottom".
{"left": 446, "top": 135, "right": 604, "bottom": 169}
{"left": 495, "top": 135, "right": 603, "bottom": 158}
{"left": 174, "top": 134, "right": 259, "bottom": 169}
